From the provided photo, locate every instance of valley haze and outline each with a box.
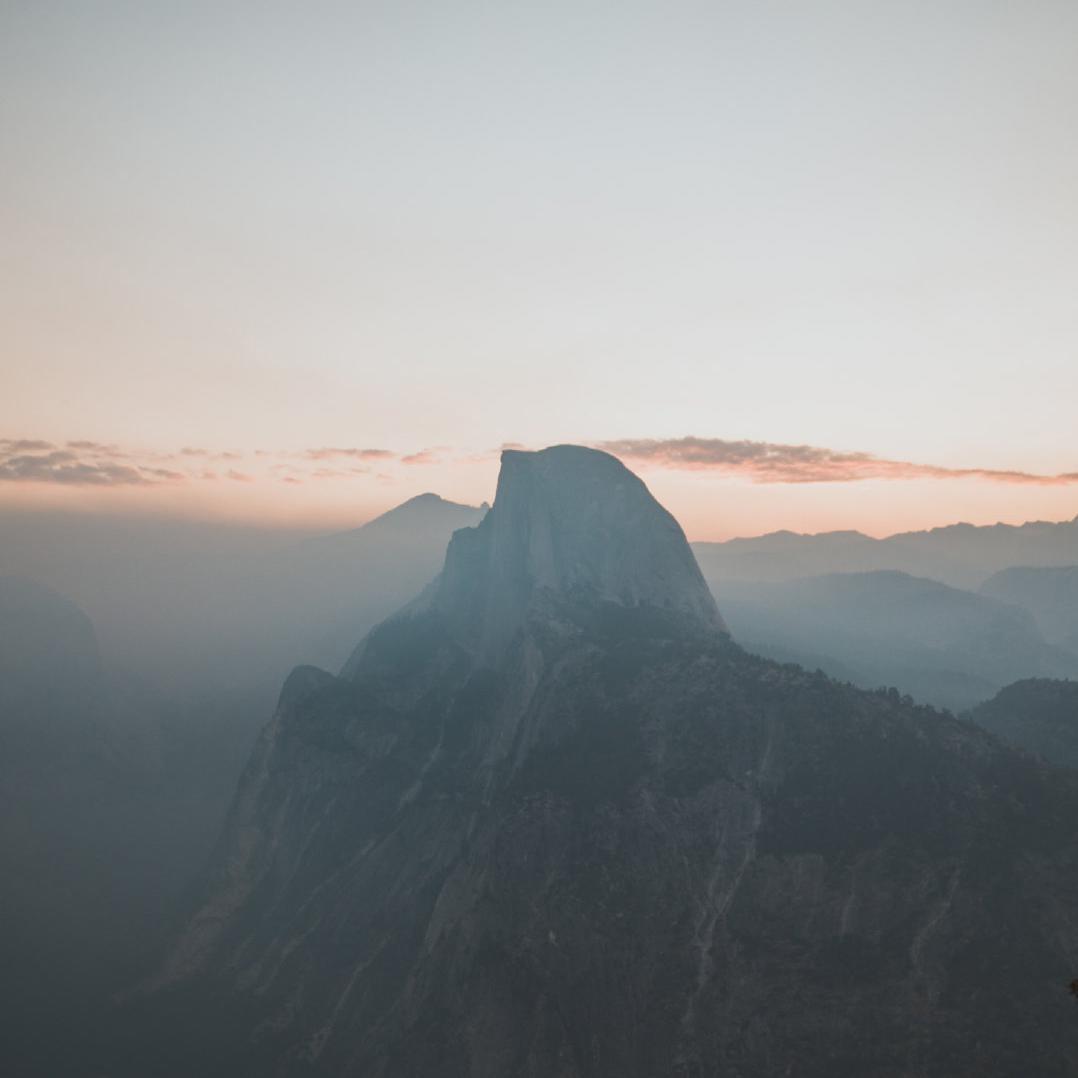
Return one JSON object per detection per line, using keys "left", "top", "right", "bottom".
{"left": 3, "top": 445, "right": 1078, "bottom": 1075}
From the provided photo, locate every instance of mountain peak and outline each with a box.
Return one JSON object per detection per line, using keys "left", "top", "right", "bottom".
{"left": 309, "top": 493, "right": 485, "bottom": 548}
{"left": 434, "top": 445, "right": 725, "bottom": 657}
{"left": 365, "top": 491, "right": 481, "bottom": 528}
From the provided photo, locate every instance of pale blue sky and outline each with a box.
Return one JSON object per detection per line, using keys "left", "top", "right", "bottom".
{"left": 2, "top": 1, "right": 1077, "bottom": 534}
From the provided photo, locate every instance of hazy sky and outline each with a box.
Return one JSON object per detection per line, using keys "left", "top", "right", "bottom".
{"left": 3, "top": 1, "right": 1077, "bottom": 537}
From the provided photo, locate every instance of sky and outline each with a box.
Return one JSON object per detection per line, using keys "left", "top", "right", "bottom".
{"left": 2, "top": 0, "right": 1077, "bottom": 539}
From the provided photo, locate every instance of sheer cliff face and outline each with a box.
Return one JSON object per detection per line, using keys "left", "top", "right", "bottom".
{"left": 431, "top": 446, "right": 724, "bottom": 660}
{"left": 144, "top": 448, "right": 1078, "bottom": 1078}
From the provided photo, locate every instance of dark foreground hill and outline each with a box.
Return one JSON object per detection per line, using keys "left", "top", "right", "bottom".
{"left": 121, "top": 448, "right": 1078, "bottom": 1077}
{"left": 969, "top": 679, "right": 1078, "bottom": 769}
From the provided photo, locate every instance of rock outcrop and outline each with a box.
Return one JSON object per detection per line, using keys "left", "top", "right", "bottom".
{"left": 433, "top": 446, "right": 725, "bottom": 660}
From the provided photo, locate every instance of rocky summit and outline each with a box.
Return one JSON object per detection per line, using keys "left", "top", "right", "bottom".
{"left": 346, "top": 445, "right": 725, "bottom": 670}
{"left": 133, "top": 446, "right": 1078, "bottom": 1077}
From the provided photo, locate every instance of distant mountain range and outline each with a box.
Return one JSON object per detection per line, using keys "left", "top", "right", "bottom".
{"left": 981, "top": 566, "right": 1078, "bottom": 654}
{"left": 0, "top": 493, "right": 488, "bottom": 694}
{"left": 693, "top": 514, "right": 1078, "bottom": 590}
{"left": 689, "top": 517, "right": 1078, "bottom": 710}
{"left": 294, "top": 492, "right": 488, "bottom": 671}
{"left": 718, "top": 570, "right": 1078, "bottom": 711}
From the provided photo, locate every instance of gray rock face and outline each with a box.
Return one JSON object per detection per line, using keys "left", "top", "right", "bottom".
{"left": 434, "top": 446, "right": 725, "bottom": 660}
{"left": 135, "top": 448, "right": 1078, "bottom": 1078}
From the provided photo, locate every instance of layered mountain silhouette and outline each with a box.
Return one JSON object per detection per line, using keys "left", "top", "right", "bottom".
{"left": 129, "top": 448, "right": 1078, "bottom": 1077}
{"left": 718, "top": 571, "right": 1078, "bottom": 712}
{"left": 693, "top": 515, "right": 1078, "bottom": 591}
{"left": 298, "top": 492, "right": 489, "bottom": 671}
{"left": 981, "top": 566, "right": 1078, "bottom": 655}
{"left": 0, "top": 492, "right": 487, "bottom": 696}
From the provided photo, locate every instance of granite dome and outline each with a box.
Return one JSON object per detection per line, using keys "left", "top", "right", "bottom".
{"left": 435, "top": 445, "right": 726, "bottom": 659}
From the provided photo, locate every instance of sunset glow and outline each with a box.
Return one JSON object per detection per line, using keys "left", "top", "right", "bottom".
{"left": 1, "top": 434, "right": 1076, "bottom": 540}
{"left": 3, "top": 2, "right": 1077, "bottom": 538}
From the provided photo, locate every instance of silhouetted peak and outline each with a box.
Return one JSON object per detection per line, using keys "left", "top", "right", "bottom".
{"left": 365, "top": 492, "right": 481, "bottom": 529}
{"left": 434, "top": 445, "right": 725, "bottom": 657}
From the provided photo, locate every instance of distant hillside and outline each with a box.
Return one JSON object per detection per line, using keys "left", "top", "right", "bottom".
{"left": 312, "top": 491, "right": 486, "bottom": 544}
{"left": 980, "top": 566, "right": 1078, "bottom": 653}
{"left": 694, "top": 513, "right": 1078, "bottom": 590}
{"left": 0, "top": 575, "right": 106, "bottom": 745}
{"left": 0, "top": 578, "right": 292, "bottom": 1076}
{"left": 716, "top": 570, "right": 1078, "bottom": 711}
{"left": 0, "top": 579, "right": 136, "bottom": 1074}
{"left": 969, "top": 678, "right": 1078, "bottom": 769}
{"left": 295, "top": 493, "right": 488, "bottom": 670}
{"left": 0, "top": 494, "right": 487, "bottom": 692}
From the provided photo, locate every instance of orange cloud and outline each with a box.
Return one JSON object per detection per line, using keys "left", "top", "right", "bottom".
{"left": 302, "top": 447, "right": 393, "bottom": 461}
{"left": 180, "top": 447, "right": 243, "bottom": 461}
{"left": 598, "top": 437, "right": 1078, "bottom": 486}
{"left": 66, "top": 439, "right": 124, "bottom": 455}
{"left": 311, "top": 467, "right": 359, "bottom": 479}
{"left": 401, "top": 448, "right": 441, "bottom": 465}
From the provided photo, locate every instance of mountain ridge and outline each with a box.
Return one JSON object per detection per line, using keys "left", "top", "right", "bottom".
{"left": 130, "top": 447, "right": 1078, "bottom": 1077}
{"left": 693, "top": 512, "right": 1078, "bottom": 590}
{"left": 305, "top": 491, "right": 487, "bottom": 546}
{"left": 718, "top": 569, "right": 1078, "bottom": 711}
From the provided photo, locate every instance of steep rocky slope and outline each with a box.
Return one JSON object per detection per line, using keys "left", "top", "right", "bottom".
{"left": 132, "top": 448, "right": 1078, "bottom": 1077}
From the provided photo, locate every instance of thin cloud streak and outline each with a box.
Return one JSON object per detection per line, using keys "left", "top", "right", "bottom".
{"left": 66, "top": 439, "right": 123, "bottom": 454}
{"left": 180, "top": 447, "right": 243, "bottom": 461}
{"left": 400, "top": 448, "right": 441, "bottom": 465}
{"left": 0, "top": 446, "right": 185, "bottom": 486}
{"left": 1, "top": 438, "right": 56, "bottom": 453}
{"left": 598, "top": 437, "right": 1078, "bottom": 486}
{"left": 310, "top": 466, "right": 371, "bottom": 480}
{"left": 0, "top": 437, "right": 447, "bottom": 488}
{"left": 302, "top": 447, "right": 394, "bottom": 461}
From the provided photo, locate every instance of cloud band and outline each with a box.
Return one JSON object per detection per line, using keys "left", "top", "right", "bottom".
{"left": 597, "top": 437, "right": 1078, "bottom": 486}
